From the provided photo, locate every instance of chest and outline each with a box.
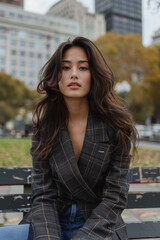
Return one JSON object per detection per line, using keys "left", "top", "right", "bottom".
{"left": 68, "top": 124, "right": 86, "bottom": 162}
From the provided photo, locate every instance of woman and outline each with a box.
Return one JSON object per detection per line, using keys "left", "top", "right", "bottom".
{"left": 21, "top": 36, "right": 137, "bottom": 240}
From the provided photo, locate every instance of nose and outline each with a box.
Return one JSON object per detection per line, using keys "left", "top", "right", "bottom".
{"left": 71, "top": 67, "right": 78, "bottom": 80}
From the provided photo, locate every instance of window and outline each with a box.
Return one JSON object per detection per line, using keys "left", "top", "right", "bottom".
{"left": 9, "top": 12, "right": 15, "bottom": 17}
{"left": 29, "top": 81, "right": 34, "bottom": 87}
{"left": 18, "top": 30, "right": 26, "bottom": 38}
{"left": 0, "top": 10, "right": 5, "bottom": 17}
{"left": 20, "top": 51, "right": 25, "bottom": 56}
{"left": 11, "top": 49, "right": 16, "bottom": 55}
{"left": 0, "top": 48, "right": 6, "bottom": 55}
{"left": 29, "top": 72, "right": 34, "bottom": 77}
{"left": 28, "top": 32, "right": 34, "bottom": 38}
{"left": 11, "top": 70, "right": 16, "bottom": 77}
{"left": 18, "top": 14, "right": 23, "bottom": 20}
{"left": 11, "top": 39, "right": 17, "bottom": 45}
{"left": 0, "top": 58, "right": 5, "bottom": 64}
{"left": 46, "top": 35, "right": 51, "bottom": 41}
{"left": 37, "top": 62, "right": 42, "bottom": 69}
{"left": 20, "top": 71, "right": 25, "bottom": 76}
{"left": 29, "top": 42, "right": 34, "bottom": 48}
{"left": 20, "top": 60, "right": 25, "bottom": 66}
{"left": 37, "top": 53, "right": 42, "bottom": 58}
{"left": 37, "top": 34, "right": 43, "bottom": 39}
{"left": 55, "top": 37, "right": 60, "bottom": 43}
{"left": 28, "top": 61, "right": 34, "bottom": 67}
{"left": 46, "top": 54, "right": 50, "bottom": 60}
{"left": 36, "top": 42, "right": 42, "bottom": 49}
{"left": 10, "top": 29, "right": 17, "bottom": 36}
{"left": 29, "top": 52, "right": 34, "bottom": 57}
{"left": 11, "top": 59, "right": 17, "bottom": 65}
{"left": 0, "top": 27, "right": 6, "bottom": 33}
{"left": 0, "top": 37, "right": 6, "bottom": 45}
{"left": 20, "top": 40, "right": 26, "bottom": 47}
{"left": 0, "top": 67, "right": 5, "bottom": 72}
{"left": 46, "top": 44, "right": 50, "bottom": 50}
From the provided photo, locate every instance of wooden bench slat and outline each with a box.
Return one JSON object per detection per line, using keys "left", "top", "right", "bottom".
{"left": 0, "top": 194, "right": 31, "bottom": 212}
{"left": 127, "top": 192, "right": 160, "bottom": 208}
{"left": 0, "top": 167, "right": 160, "bottom": 185}
{"left": 0, "top": 168, "right": 31, "bottom": 185}
{"left": 127, "top": 221, "right": 160, "bottom": 239}
{"left": 0, "top": 192, "right": 159, "bottom": 212}
{"left": 129, "top": 167, "right": 160, "bottom": 183}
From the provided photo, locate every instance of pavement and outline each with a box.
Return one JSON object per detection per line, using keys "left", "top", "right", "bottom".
{"left": 123, "top": 183, "right": 160, "bottom": 224}
{"left": 138, "top": 140, "right": 160, "bottom": 150}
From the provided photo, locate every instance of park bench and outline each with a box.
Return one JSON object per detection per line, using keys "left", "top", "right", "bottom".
{"left": 0, "top": 166, "right": 160, "bottom": 239}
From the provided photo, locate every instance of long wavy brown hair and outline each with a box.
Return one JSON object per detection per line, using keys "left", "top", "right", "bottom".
{"left": 33, "top": 36, "right": 137, "bottom": 161}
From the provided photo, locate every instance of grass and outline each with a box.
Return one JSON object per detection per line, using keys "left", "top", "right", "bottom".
{"left": 0, "top": 137, "right": 32, "bottom": 167}
{"left": 131, "top": 147, "right": 160, "bottom": 167}
{"left": 0, "top": 137, "right": 160, "bottom": 167}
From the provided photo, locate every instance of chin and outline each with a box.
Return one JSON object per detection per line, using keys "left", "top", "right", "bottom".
{"left": 64, "top": 94, "right": 88, "bottom": 99}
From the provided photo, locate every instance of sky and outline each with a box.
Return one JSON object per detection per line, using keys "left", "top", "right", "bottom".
{"left": 24, "top": 0, "right": 160, "bottom": 46}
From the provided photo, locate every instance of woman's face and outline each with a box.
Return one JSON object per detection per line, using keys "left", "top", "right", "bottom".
{"left": 58, "top": 46, "right": 91, "bottom": 100}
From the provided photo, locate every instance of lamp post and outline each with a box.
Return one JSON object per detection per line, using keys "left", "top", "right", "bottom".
{"left": 115, "top": 80, "right": 131, "bottom": 100}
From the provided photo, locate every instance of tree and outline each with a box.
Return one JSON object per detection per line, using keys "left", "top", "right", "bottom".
{"left": 0, "top": 73, "right": 38, "bottom": 126}
{"left": 148, "top": 0, "right": 160, "bottom": 10}
{"left": 94, "top": 32, "right": 160, "bottom": 123}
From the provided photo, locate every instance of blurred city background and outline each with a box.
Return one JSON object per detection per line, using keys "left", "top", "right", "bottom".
{"left": 0, "top": 0, "right": 160, "bottom": 157}
{"left": 0, "top": 0, "right": 160, "bottom": 160}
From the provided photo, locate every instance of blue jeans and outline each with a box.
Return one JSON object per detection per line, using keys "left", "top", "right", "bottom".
{"left": 60, "top": 203, "right": 86, "bottom": 240}
{"left": 0, "top": 224, "right": 33, "bottom": 240}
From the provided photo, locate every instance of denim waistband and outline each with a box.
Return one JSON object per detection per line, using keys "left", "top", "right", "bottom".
{"left": 60, "top": 203, "right": 85, "bottom": 224}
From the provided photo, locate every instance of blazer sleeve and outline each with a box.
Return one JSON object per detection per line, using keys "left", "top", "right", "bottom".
{"left": 30, "top": 134, "right": 61, "bottom": 240}
{"left": 72, "top": 132, "right": 131, "bottom": 240}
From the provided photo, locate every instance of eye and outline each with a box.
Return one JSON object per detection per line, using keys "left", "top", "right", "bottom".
{"left": 80, "top": 67, "right": 88, "bottom": 71}
{"left": 62, "top": 66, "right": 70, "bottom": 70}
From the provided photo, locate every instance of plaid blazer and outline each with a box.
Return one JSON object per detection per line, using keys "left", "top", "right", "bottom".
{"left": 21, "top": 114, "right": 130, "bottom": 240}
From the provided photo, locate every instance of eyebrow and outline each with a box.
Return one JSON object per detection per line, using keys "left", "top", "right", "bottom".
{"left": 62, "top": 60, "right": 89, "bottom": 63}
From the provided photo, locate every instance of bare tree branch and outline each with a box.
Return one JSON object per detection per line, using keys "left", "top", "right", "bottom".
{"left": 148, "top": 0, "right": 160, "bottom": 12}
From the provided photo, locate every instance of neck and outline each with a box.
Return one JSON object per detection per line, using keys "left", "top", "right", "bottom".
{"left": 64, "top": 97, "right": 89, "bottom": 123}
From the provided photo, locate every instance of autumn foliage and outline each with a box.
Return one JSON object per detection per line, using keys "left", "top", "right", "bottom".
{"left": 94, "top": 32, "right": 160, "bottom": 123}
{"left": 0, "top": 73, "right": 38, "bottom": 125}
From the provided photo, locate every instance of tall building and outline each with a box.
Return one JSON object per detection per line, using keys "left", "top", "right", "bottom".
{"left": 47, "top": 0, "right": 106, "bottom": 41}
{"left": 0, "top": 0, "right": 23, "bottom": 7}
{"left": 0, "top": 3, "right": 80, "bottom": 89}
{"left": 95, "top": 0, "right": 142, "bottom": 36}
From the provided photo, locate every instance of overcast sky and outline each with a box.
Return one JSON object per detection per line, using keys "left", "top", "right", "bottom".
{"left": 24, "top": 0, "right": 160, "bottom": 46}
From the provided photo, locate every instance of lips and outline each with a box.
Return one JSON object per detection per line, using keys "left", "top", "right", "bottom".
{"left": 67, "top": 82, "right": 81, "bottom": 87}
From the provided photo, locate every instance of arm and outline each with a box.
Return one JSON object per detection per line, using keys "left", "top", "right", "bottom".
{"left": 30, "top": 134, "right": 61, "bottom": 240}
{"left": 72, "top": 134, "right": 131, "bottom": 240}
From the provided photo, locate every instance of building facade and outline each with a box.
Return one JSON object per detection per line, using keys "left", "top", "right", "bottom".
{"left": 0, "top": 2, "right": 80, "bottom": 89}
{"left": 47, "top": 0, "right": 106, "bottom": 41}
{"left": 0, "top": 0, "right": 23, "bottom": 7}
{"left": 152, "top": 28, "right": 160, "bottom": 45}
{"left": 0, "top": 1, "right": 106, "bottom": 89}
{"left": 95, "top": 0, "right": 142, "bottom": 36}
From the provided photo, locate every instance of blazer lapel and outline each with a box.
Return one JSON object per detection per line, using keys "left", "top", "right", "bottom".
{"left": 52, "top": 113, "right": 98, "bottom": 202}
{"left": 78, "top": 114, "right": 111, "bottom": 188}
{"left": 52, "top": 113, "right": 110, "bottom": 202}
{"left": 83, "top": 114, "right": 110, "bottom": 143}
